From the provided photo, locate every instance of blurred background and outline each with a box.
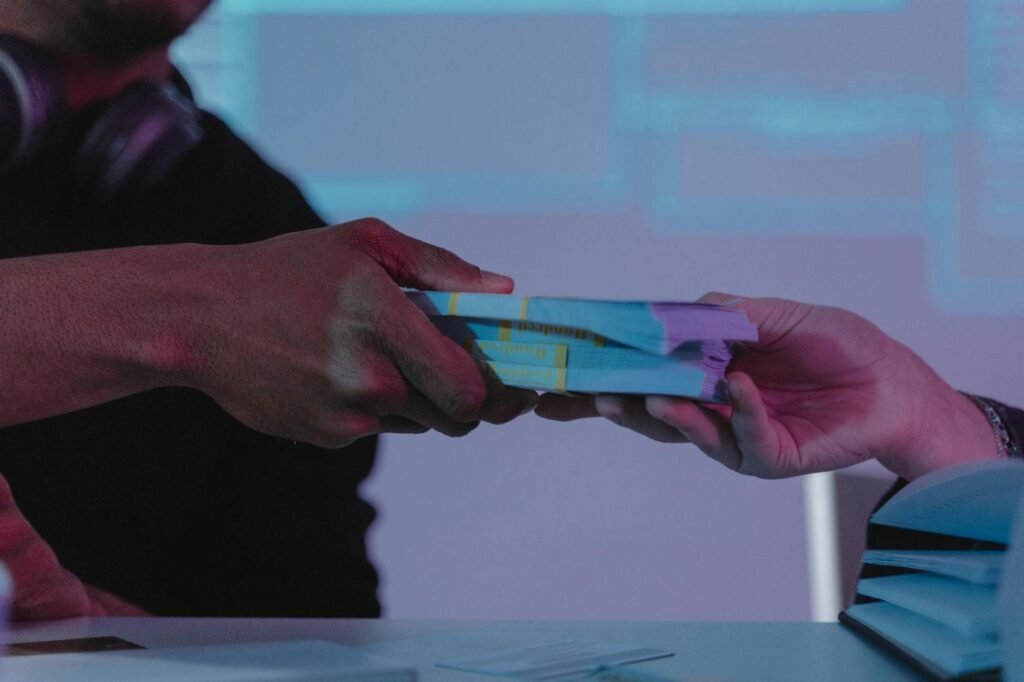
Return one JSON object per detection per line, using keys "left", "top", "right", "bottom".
{"left": 173, "top": 0, "right": 1023, "bottom": 622}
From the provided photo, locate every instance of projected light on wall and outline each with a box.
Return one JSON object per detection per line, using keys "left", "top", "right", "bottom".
{"left": 174, "top": 0, "right": 1023, "bottom": 314}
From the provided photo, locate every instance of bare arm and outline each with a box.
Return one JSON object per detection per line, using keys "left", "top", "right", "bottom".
{"left": 0, "top": 218, "right": 537, "bottom": 442}
{"left": 0, "top": 243, "right": 199, "bottom": 427}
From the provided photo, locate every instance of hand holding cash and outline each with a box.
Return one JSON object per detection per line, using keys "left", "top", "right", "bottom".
{"left": 179, "top": 220, "right": 538, "bottom": 449}
{"left": 532, "top": 293, "right": 999, "bottom": 481}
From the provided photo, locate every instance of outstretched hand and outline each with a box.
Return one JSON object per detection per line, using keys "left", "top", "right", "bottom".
{"left": 537, "top": 293, "right": 995, "bottom": 480}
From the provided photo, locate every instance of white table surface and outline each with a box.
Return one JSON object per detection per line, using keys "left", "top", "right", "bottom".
{"left": 4, "top": 617, "right": 926, "bottom": 681}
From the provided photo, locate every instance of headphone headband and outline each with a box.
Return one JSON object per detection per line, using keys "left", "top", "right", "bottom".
{"left": 0, "top": 35, "right": 65, "bottom": 171}
{"left": 0, "top": 34, "right": 204, "bottom": 202}
{"left": 78, "top": 81, "right": 203, "bottom": 201}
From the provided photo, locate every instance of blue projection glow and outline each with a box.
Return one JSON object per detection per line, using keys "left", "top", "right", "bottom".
{"left": 217, "top": 0, "right": 904, "bottom": 15}
{"left": 174, "top": 0, "right": 1023, "bottom": 314}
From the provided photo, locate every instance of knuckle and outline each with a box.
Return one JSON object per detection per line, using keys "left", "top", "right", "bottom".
{"left": 329, "top": 355, "right": 407, "bottom": 410}
{"left": 445, "top": 382, "right": 486, "bottom": 422}
{"left": 353, "top": 216, "right": 392, "bottom": 235}
{"left": 352, "top": 371, "right": 407, "bottom": 412}
{"left": 348, "top": 217, "right": 399, "bottom": 251}
{"left": 346, "top": 218, "right": 418, "bottom": 276}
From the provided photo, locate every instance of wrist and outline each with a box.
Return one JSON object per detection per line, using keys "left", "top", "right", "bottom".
{"left": 879, "top": 380, "right": 999, "bottom": 480}
{"left": 963, "top": 394, "right": 1021, "bottom": 460}
{"left": 119, "top": 242, "right": 224, "bottom": 391}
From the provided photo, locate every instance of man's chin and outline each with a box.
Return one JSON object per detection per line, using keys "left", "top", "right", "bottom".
{"left": 78, "top": 0, "right": 213, "bottom": 59}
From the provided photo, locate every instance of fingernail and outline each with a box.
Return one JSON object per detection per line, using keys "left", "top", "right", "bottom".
{"left": 645, "top": 397, "right": 667, "bottom": 420}
{"left": 719, "top": 379, "right": 734, "bottom": 404}
{"left": 725, "top": 377, "right": 744, "bottom": 408}
{"left": 481, "top": 270, "right": 515, "bottom": 287}
{"left": 595, "top": 396, "right": 624, "bottom": 424}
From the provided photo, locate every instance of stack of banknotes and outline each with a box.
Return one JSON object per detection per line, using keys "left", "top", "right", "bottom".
{"left": 407, "top": 291, "right": 758, "bottom": 403}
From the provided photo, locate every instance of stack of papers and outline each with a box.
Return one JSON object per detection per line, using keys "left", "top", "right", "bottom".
{"left": 408, "top": 292, "right": 758, "bottom": 402}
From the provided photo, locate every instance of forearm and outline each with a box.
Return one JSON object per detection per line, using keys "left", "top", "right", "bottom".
{"left": 0, "top": 244, "right": 207, "bottom": 427}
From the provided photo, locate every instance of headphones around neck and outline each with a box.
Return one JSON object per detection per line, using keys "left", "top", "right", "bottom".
{"left": 0, "top": 34, "right": 204, "bottom": 203}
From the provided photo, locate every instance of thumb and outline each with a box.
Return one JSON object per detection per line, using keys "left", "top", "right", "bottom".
{"left": 726, "top": 371, "right": 783, "bottom": 477}
{"left": 353, "top": 219, "right": 514, "bottom": 293}
{"left": 697, "top": 291, "right": 812, "bottom": 347}
{"left": 696, "top": 291, "right": 768, "bottom": 325}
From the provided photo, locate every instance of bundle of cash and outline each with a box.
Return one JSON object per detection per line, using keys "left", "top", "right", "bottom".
{"left": 408, "top": 291, "right": 758, "bottom": 403}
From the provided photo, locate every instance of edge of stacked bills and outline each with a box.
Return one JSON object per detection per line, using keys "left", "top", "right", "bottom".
{"left": 408, "top": 291, "right": 758, "bottom": 403}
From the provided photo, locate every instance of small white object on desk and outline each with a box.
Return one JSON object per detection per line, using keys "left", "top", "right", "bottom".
{"left": 0, "top": 640, "right": 416, "bottom": 681}
{"left": 437, "top": 639, "right": 673, "bottom": 679}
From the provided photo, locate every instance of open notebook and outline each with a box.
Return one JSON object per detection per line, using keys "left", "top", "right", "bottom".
{"left": 841, "top": 459, "right": 1024, "bottom": 681}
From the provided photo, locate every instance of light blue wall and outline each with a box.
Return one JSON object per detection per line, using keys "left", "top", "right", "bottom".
{"left": 174, "top": 0, "right": 1024, "bottom": 619}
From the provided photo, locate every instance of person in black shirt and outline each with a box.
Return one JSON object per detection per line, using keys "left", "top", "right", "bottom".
{"left": 538, "top": 292, "right": 1023, "bottom": 478}
{"left": 0, "top": 0, "right": 536, "bottom": 619}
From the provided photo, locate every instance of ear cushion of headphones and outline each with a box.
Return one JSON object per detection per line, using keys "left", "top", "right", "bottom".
{"left": 76, "top": 81, "right": 204, "bottom": 203}
{"left": 0, "top": 35, "right": 67, "bottom": 171}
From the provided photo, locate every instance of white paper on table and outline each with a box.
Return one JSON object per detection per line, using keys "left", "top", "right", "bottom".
{"left": 0, "top": 640, "right": 416, "bottom": 682}
{"left": 437, "top": 639, "right": 674, "bottom": 680}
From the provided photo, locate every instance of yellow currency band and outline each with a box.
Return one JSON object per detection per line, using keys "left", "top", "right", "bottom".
{"left": 519, "top": 297, "right": 529, "bottom": 320}
{"left": 553, "top": 344, "right": 568, "bottom": 369}
{"left": 447, "top": 292, "right": 460, "bottom": 316}
{"left": 498, "top": 320, "right": 512, "bottom": 341}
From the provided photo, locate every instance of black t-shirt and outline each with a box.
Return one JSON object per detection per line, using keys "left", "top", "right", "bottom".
{"left": 0, "top": 113, "right": 380, "bottom": 617}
